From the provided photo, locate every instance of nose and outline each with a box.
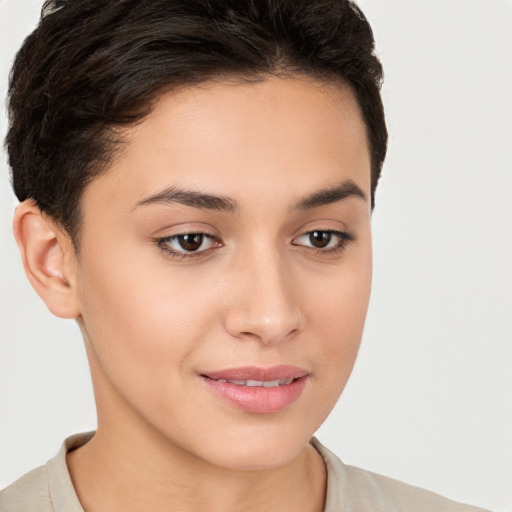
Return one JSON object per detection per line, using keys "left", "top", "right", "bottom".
{"left": 223, "top": 245, "right": 303, "bottom": 345}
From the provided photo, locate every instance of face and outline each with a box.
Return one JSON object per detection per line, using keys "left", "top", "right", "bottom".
{"left": 74, "top": 76, "right": 372, "bottom": 470}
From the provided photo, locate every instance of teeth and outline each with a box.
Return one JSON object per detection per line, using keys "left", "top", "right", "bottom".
{"left": 246, "top": 379, "right": 262, "bottom": 387}
{"left": 215, "top": 378, "right": 295, "bottom": 387}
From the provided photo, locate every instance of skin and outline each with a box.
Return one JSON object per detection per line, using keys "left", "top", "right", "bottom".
{"left": 14, "top": 75, "right": 372, "bottom": 512}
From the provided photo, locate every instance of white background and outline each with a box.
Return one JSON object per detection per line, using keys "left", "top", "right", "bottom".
{"left": 0, "top": 0, "right": 510, "bottom": 510}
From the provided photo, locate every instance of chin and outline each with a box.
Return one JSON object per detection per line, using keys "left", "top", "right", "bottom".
{"left": 186, "top": 422, "right": 316, "bottom": 472}
{"left": 215, "top": 444, "right": 307, "bottom": 472}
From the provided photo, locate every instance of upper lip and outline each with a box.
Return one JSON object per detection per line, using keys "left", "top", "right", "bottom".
{"left": 202, "top": 365, "right": 309, "bottom": 381}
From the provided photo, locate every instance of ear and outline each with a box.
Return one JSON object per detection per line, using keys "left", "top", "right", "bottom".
{"left": 13, "top": 200, "right": 80, "bottom": 319}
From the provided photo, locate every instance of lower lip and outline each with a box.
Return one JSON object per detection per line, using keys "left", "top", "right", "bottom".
{"left": 201, "top": 376, "right": 308, "bottom": 413}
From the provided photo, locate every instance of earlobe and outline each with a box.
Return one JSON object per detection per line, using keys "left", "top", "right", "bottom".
{"left": 13, "top": 200, "right": 80, "bottom": 319}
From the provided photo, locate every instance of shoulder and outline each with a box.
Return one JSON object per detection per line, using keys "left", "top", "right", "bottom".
{"left": 311, "top": 438, "right": 491, "bottom": 512}
{"left": 0, "top": 465, "right": 53, "bottom": 512}
{"left": 0, "top": 432, "right": 93, "bottom": 512}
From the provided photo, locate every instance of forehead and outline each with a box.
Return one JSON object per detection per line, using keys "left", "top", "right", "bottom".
{"left": 80, "top": 76, "right": 371, "bottom": 216}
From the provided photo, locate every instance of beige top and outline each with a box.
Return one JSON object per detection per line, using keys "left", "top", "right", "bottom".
{"left": 0, "top": 432, "right": 490, "bottom": 512}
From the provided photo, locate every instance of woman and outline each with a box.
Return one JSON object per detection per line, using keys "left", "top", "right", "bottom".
{"left": 0, "top": 0, "right": 505, "bottom": 510}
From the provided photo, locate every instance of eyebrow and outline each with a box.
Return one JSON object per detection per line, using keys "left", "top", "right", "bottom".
{"left": 294, "top": 180, "right": 367, "bottom": 210}
{"left": 131, "top": 179, "right": 366, "bottom": 213}
{"left": 132, "top": 187, "right": 238, "bottom": 213}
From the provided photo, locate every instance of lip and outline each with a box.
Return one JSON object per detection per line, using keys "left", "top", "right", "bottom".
{"left": 201, "top": 365, "right": 309, "bottom": 414}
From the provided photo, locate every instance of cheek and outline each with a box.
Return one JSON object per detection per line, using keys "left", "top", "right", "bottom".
{"left": 74, "top": 247, "right": 224, "bottom": 394}
{"left": 307, "top": 231, "right": 372, "bottom": 334}
{"left": 305, "top": 238, "right": 372, "bottom": 397}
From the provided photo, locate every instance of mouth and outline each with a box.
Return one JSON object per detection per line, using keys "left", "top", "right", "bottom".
{"left": 200, "top": 366, "right": 309, "bottom": 414}
{"left": 209, "top": 377, "right": 294, "bottom": 387}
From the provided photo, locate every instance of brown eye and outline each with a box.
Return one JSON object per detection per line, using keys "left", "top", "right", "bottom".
{"left": 157, "top": 232, "right": 221, "bottom": 258}
{"left": 292, "top": 229, "right": 354, "bottom": 253}
{"left": 177, "top": 234, "right": 204, "bottom": 252}
{"left": 308, "top": 231, "right": 332, "bottom": 248}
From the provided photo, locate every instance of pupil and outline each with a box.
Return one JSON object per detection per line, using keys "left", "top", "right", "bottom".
{"left": 179, "top": 234, "right": 203, "bottom": 251}
{"left": 310, "top": 231, "right": 331, "bottom": 248}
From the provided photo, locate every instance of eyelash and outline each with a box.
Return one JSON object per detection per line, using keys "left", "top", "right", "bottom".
{"left": 155, "top": 229, "right": 355, "bottom": 261}
{"left": 155, "top": 233, "right": 221, "bottom": 261}
{"left": 292, "top": 230, "right": 355, "bottom": 255}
